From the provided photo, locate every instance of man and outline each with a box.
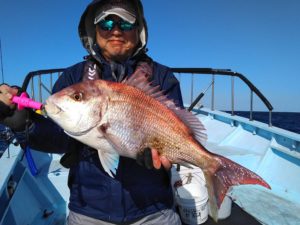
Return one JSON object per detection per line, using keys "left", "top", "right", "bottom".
{"left": 0, "top": 0, "right": 183, "bottom": 224}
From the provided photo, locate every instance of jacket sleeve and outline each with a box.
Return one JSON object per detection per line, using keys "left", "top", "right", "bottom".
{"left": 152, "top": 62, "right": 184, "bottom": 108}
{"left": 23, "top": 62, "right": 85, "bottom": 153}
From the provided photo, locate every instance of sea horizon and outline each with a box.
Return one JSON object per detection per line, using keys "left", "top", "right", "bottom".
{"left": 225, "top": 111, "right": 300, "bottom": 134}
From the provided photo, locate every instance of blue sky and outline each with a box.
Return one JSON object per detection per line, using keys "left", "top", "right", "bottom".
{"left": 0, "top": 0, "right": 299, "bottom": 112}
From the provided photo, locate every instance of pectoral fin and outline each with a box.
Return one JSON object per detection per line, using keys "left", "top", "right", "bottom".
{"left": 97, "top": 150, "right": 119, "bottom": 178}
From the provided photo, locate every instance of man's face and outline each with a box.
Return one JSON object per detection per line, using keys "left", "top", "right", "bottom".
{"left": 96, "top": 15, "right": 139, "bottom": 62}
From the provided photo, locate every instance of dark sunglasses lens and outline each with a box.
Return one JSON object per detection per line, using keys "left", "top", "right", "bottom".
{"left": 99, "top": 20, "right": 114, "bottom": 31}
{"left": 98, "top": 19, "right": 136, "bottom": 31}
{"left": 120, "top": 21, "right": 135, "bottom": 31}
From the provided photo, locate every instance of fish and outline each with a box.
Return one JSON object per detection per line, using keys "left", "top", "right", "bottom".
{"left": 44, "top": 63, "right": 271, "bottom": 221}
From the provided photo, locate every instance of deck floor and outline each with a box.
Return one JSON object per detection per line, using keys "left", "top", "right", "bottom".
{"left": 231, "top": 186, "right": 300, "bottom": 225}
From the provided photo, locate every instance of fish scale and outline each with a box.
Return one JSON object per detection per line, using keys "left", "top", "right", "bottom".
{"left": 106, "top": 88, "right": 212, "bottom": 168}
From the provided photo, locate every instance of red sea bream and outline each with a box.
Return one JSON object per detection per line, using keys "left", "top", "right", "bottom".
{"left": 44, "top": 64, "right": 271, "bottom": 221}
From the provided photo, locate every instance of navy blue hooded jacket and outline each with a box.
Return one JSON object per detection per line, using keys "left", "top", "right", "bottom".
{"left": 26, "top": 0, "right": 184, "bottom": 222}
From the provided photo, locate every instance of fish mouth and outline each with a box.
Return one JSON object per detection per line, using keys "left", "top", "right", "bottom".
{"left": 44, "top": 99, "right": 63, "bottom": 116}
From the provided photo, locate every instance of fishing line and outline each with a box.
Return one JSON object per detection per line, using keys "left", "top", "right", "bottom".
{"left": 0, "top": 38, "right": 4, "bottom": 83}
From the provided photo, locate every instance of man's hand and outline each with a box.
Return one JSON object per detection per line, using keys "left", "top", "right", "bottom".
{"left": 151, "top": 148, "right": 172, "bottom": 170}
{"left": 136, "top": 147, "right": 172, "bottom": 170}
{"left": 0, "top": 84, "right": 19, "bottom": 120}
{"left": 0, "top": 84, "right": 19, "bottom": 107}
{"left": 0, "top": 84, "right": 31, "bottom": 132}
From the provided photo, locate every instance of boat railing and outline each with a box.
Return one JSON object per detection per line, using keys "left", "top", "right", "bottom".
{"left": 21, "top": 69, "right": 65, "bottom": 103}
{"left": 171, "top": 68, "right": 273, "bottom": 126}
{"left": 20, "top": 67, "right": 274, "bottom": 126}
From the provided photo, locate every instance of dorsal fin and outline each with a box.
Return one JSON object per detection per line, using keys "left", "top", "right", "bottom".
{"left": 123, "top": 63, "right": 207, "bottom": 145}
{"left": 173, "top": 107, "right": 207, "bottom": 144}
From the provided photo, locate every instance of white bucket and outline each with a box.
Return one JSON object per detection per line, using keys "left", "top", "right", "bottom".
{"left": 175, "top": 183, "right": 208, "bottom": 225}
{"left": 208, "top": 195, "right": 232, "bottom": 220}
{"left": 171, "top": 165, "right": 233, "bottom": 223}
{"left": 171, "top": 166, "right": 208, "bottom": 224}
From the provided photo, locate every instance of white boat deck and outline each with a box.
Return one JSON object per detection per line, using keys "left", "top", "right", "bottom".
{"left": 196, "top": 108, "right": 300, "bottom": 225}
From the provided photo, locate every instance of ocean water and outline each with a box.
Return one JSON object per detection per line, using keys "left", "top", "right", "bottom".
{"left": 231, "top": 111, "right": 300, "bottom": 134}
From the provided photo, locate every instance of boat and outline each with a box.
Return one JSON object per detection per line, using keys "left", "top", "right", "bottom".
{"left": 0, "top": 67, "right": 299, "bottom": 225}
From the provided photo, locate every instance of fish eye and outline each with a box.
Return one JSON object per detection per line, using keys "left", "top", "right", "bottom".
{"left": 73, "top": 92, "right": 83, "bottom": 101}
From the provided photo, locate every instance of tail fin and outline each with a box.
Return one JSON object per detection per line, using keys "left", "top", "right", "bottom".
{"left": 204, "top": 155, "right": 271, "bottom": 221}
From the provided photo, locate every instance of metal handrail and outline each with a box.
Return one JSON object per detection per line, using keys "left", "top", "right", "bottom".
{"left": 20, "top": 67, "right": 274, "bottom": 126}
{"left": 171, "top": 68, "right": 273, "bottom": 126}
{"left": 21, "top": 69, "right": 65, "bottom": 91}
{"left": 21, "top": 69, "right": 64, "bottom": 103}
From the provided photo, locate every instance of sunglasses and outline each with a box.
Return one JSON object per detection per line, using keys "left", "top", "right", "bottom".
{"left": 98, "top": 19, "right": 137, "bottom": 31}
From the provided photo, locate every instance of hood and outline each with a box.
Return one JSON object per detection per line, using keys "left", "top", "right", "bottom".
{"left": 78, "top": 0, "right": 148, "bottom": 62}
